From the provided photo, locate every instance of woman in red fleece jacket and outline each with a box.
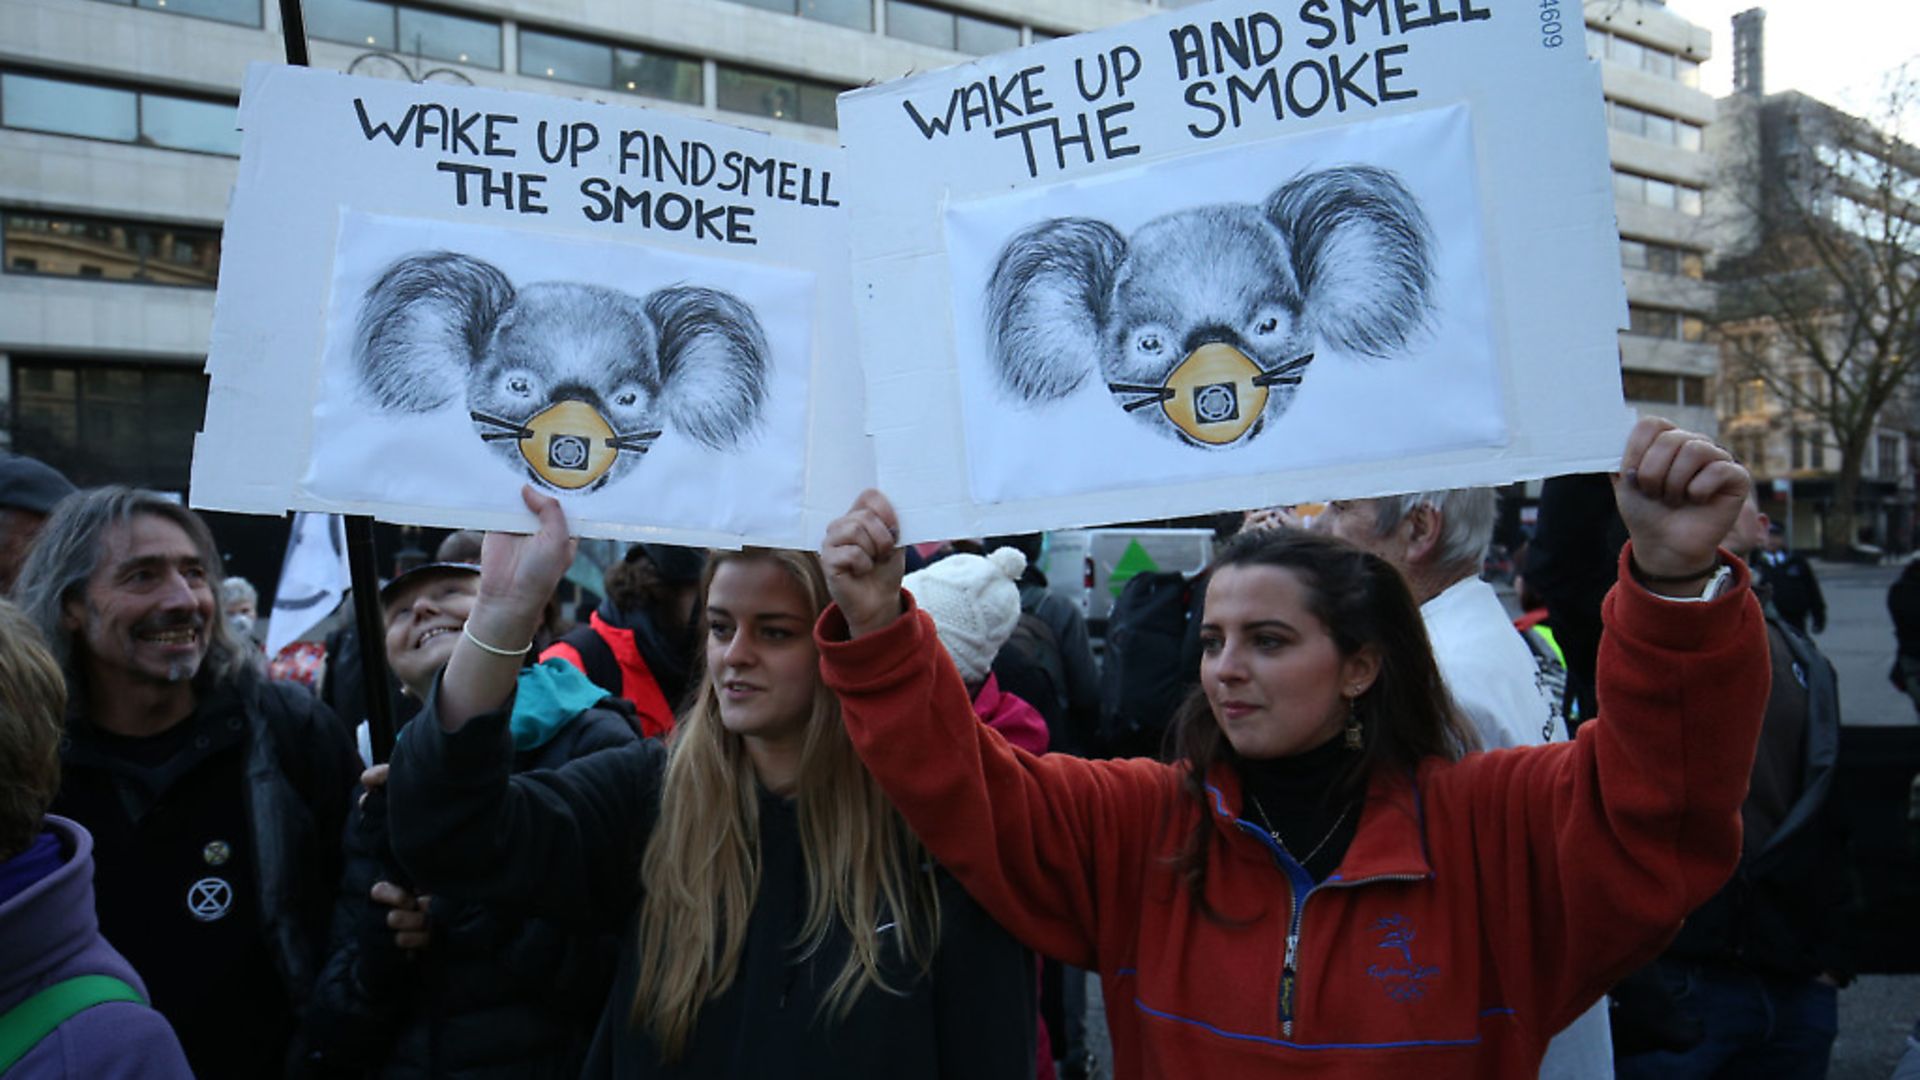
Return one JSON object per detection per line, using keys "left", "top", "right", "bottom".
{"left": 814, "top": 419, "right": 1771, "bottom": 1080}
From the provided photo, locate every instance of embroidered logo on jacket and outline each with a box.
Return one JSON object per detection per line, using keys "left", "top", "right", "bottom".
{"left": 1366, "top": 914, "right": 1440, "bottom": 1001}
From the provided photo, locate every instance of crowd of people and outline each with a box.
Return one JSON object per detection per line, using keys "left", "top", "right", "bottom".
{"left": 0, "top": 417, "right": 1882, "bottom": 1078}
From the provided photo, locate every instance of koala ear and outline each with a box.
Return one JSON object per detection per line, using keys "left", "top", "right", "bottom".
{"left": 1265, "top": 166, "right": 1435, "bottom": 358}
{"left": 355, "top": 252, "right": 514, "bottom": 412}
{"left": 645, "top": 287, "right": 770, "bottom": 451}
{"left": 985, "top": 218, "right": 1127, "bottom": 402}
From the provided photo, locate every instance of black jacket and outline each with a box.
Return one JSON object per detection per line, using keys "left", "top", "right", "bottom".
{"left": 54, "top": 672, "right": 360, "bottom": 1077}
{"left": 301, "top": 701, "right": 637, "bottom": 1079}
{"left": 1756, "top": 550, "right": 1827, "bottom": 631}
{"left": 1661, "top": 615, "right": 1851, "bottom": 979}
{"left": 385, "top": 690, "right": 1036, "bottom": 1079}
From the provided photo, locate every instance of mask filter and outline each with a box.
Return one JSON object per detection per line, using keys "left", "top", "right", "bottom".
{"left": 471, "top": 402, "right": 660, "bottom": 491}
{"left": 1108, "top": 348, "right": 1314, "bottom": 446}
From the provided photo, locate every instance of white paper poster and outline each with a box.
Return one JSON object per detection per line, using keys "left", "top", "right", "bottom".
{"left": 194, "top": 64, "right": 864, "bottom": 548}
{"left": 839, "top": 0, "right": 1633, "bottom": 542}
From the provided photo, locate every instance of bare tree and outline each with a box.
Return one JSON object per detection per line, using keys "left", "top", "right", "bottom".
{"left": 1712, "top": 67, "right": 1920, "bottom": 555}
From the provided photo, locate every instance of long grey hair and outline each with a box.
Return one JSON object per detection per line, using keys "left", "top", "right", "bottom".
{"left": 10, "top": 487, "right": 249, "bottom": 701}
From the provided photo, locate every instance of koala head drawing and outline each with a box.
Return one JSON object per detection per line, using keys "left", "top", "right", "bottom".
{"left": 984, "top": 165, "right": 1435, "bottom": 448}
{"left": 354, "top": 252, "right": 770, "bottom": 493}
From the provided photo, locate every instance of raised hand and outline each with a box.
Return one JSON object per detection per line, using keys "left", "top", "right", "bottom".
{"left": 822, "top": 489, "right": 907, "bottom": 638}
{"left": 1614, "top": 418, "right": 1749, "bottom": 591}
{"left": 472, "top": 485, "right": 576, "bottom": 636}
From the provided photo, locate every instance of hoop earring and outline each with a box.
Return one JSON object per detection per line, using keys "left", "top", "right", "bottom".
{"left": 1343, "top": 694, "right": 1364, "bottom": 751}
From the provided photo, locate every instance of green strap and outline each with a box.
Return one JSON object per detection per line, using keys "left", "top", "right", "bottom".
{"left": 0, "top": 975, "right": 145, "bottom": 1073}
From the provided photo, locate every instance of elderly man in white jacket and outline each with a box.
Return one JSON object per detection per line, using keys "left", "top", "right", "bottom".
{"left": 1318, "top": 487, "right": 1601, "bottom": 1079}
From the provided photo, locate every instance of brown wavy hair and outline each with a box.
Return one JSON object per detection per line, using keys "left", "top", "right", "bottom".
{"left": 1170, "top": 528, "right": 1475, "bottom": 917}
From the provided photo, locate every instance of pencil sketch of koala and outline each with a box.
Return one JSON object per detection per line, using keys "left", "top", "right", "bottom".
{"left": 984, "top": 165, "right": 1435, "bottom": 448}
{"left": 353, "top": 252, "right": 769, "bottom": 492}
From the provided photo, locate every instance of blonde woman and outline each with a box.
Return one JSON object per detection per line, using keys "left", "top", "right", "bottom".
{"left": 384, "top": 489, "right": 1034, "bottom": 1077}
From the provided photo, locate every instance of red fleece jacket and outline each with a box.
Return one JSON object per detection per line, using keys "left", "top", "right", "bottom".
{"left": 817, "top": 548, "right": 1768, "bottom": 1079}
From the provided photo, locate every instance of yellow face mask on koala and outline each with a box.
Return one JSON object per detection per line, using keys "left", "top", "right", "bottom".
{"left": 1108, "top": 347, "right": 1315, "bottom": 446}
{"left": 470, "top": 402, "right": 660, "bottom": 491}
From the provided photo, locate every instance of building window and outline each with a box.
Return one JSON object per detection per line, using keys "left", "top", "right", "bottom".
{"left": 2, "top": 210, "right": 221, "bottom": 287}
{"left": 1621, "top": 238, "right": 1705, "bottom": 279}
{"left": 716, "top": 65, "right": 842, "bottom": 128}
{"left": 518, "top": 29, "right": 701, "bottom": 104}
{"left": 11, "top": 358, "right": 207, "bottom": 491}
{"left": 1810, "top": 434, "right": 1825, "bottom": 470}
{"left": 0, "top": 71, "right": 239, "bottom": 155}
{"left": 89, "top": 0, "right": 260, "bottom": 28}
{"left": 1590, "top": 30, "right": 1701, "bottom": 86}
{"left": 1613, "top": 169, "right": 1705, "bottom": 216}
{"left": 1621, "top": 369, "right": 1679, "bottom": 404}
{"left": 886, "top": 0, "right": 1021, "bottom": 55}
{"left": 1680, "top": 375, "right": 1707, "bottom": 406}
{"left": 307, "top": 0, "right": 501, "bottom": 67}
{"left": 724, "top": 0, "right": 871, "bottom": 32}
{"left": 1880, "top": 434, "right": 1902, "bottom": 479}
{"left": 1608, "top": 102, "right": 1705, "bottom": 151}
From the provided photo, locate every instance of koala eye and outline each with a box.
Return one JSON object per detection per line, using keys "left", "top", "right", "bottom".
{"left": 1136, "top": 333, "right": 1164, "bottom": 355}
{"left": 614, "top": 391, "right": 639, "bottom": 408}
{"left": 1252, "top": 310, "right": 1289, "bottom": 337}
{"left": 506, "top": 375, "right": 533, "bottom": 397}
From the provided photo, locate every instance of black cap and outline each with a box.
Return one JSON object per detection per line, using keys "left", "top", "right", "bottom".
{"left": 0, "top": 453, "right": 77, "bottom": 515}
{"left": 627, "top": 543, "right": 706, "bottom": 585}
{"left": 379, "top": 562, "right": 479, "bottom": 610}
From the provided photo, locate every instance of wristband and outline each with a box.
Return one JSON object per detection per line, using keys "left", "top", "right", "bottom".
{"left": 462, "top": 622, "right": 532, "bottom": 657}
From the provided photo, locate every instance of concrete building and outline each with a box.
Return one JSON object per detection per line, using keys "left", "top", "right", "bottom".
{"left": 1707, "top": 11, "right": 1919, "bottom": 552}
{"left": 0, "top": 0, "right": 1170, "bottom": 493}
{"left": 1583, "top": 0, "right": 1720, "bottom": 434}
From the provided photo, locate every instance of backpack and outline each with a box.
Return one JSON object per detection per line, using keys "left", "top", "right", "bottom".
{"left": 556, "top": 622, "right": 623, "bottom": 700}
{"left": 0, "top": 975, "right": 145, "bottom": 1071}
{"left": 1098, "top": 570, "right": 1202, "bottom": 760}
{"left": 1002, "top": 612, "right": 1068, "bottom": 719}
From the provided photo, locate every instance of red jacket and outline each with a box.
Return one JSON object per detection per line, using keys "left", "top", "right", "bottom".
{"left": 817, "top": 549, "right": 1768, "bottom": 1079}
{"left": 540, "top": 612, "right": 675, "bottom": 738}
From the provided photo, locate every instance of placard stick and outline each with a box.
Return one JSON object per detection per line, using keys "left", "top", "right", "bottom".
{"left": 276, "top": 0, "right": 399, "bottom": 765}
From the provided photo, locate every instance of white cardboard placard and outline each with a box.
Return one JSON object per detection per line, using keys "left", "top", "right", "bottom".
{"left": 193, "top": 64, "right": 864, "bottom": 548}
{"left": 838, "top": 0, "right": 1632, "bottom": 542}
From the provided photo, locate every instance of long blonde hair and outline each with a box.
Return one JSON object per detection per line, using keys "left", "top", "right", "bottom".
{"left": 632, "top": 549, "right": 941, "bottom": 1058}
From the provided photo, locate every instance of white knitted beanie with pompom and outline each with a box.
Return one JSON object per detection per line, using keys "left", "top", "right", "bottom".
{"left": 902, "top": 547, "right": 1028, "bottom": 685}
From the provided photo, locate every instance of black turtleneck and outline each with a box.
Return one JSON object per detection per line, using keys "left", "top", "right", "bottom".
{"left": 1236, "top": 735, "right": 1363, "bottom": 883}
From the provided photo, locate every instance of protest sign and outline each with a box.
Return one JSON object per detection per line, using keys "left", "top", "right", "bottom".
{"left": 193, "top": 64, "right": 864, "bottom": 548}
{"left": 839, "top": 0, "right": 1631, "bottom": 542}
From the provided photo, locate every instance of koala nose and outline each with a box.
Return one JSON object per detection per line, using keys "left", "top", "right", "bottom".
{"left": 1182, "top": 324, "right": 1244, "bottom": 357}
{"left": 546, "top": 382, "right": 602, "bottom": 409}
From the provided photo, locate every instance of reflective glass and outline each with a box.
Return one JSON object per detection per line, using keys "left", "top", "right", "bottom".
{"left": 731, "top": 0, "right": 795, "bottom": 11}
{"left": 798, "top": 82, "right": 838, "bottom": 128}
{"left": 137, "top": 0, "right": 260, "bottom": 26}
{"left": 614, "top": 48, "right": 701, "bottom": 103}
{"left": 801, "top": 0, "right": 870, "bottom": 31}
{"left": 306, "top": 0, "right": 396, "bottom": 49}
{"left": 2, "top": 212, "right": 221, "bottom": 286}
{"left": 2, "top": 74, "right": 137, "bottom": 142}
{"left": 396, "top": 7, "right": 500, "bottom": 68}
{"left": 520, "top": 30, "right": 611, "bottom": 87}
{"left": 956, "top": 13, "right": 1019, "bottom": 55}
{"left": 141, "top": 94, "right": 240, "bottom": 155}
{"left": 887, "top": 0, "right": 954, "bottom": 49}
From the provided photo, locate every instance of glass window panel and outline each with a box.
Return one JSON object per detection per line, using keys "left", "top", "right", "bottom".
{"left": 1645, "top": 177, "right": 1676, "bottom": 209}
{"left": 396, "top": 7, "right": 501, "bottom": 68}
{"left": 887, "top": 0, "right": 954, "bottom": 49}
{"left": 1643, "top": 48, "right": 1675, "bottom": 78}
{"left": 801, "top": 0, "right": 870, "bottom": 30}
{"left": 140, "top": 94, "right": 240, "bottom": 155}
{"left": 1678, "top": 186, "right": 1703, "bottom": 215}
{"left": 306, "top": 0, "right": 396, "bottom": 49}
{"left": 1585, "top": 29, "right": 1606, "bottom": 60}
{"left": 1610, "top": 36, "right": 1643, "bottom": 68}
{"left": 718, "top": 67, "right": 795, "bottom": 120}
{"left": 1681, "top": 316, "right": 1707, "bottom": 342}
{"left": 1648, "top": 245, "right": 1678, "bottom": 274}
{"left": 730, "top": 0, "right": 796, "bottom": 11}
{"left": 2, "top": 73, "right": 137, "bottom": 141}
{"left": 1681, "top": 376, "right": 1707, "bottom": 406}
{"left": 1679, "top": 57, "right": 1701, "bottom": 88}
{"left": 1677, "top": 123, "right": 1702, "bottom": 151}
{"left": 519, "top": 30, "right": 611, "bottom": 87}
{"left": 1610, "top": 103, "right": 1643, "bottom": 136}
{"left": 799, "top": 82, "right": 839, "bottom": 128}
{"left": 1620, "top": 239, "right": 1647, "bottom": 269}
{"left": 956, "top": 13, "right": 1020, "bottom": 55}
{"left": 1621, "top": 370, "right": 1678, "bottom": 403}
{"left": 137, "top": 0, "right": 259, "bottom": 26}
{"left": 1614, "top": 171, "right": 1643, "bottom": 202}
{"left": 1681, "top": 250, "right": 1705, "bottom": 278}
{"left": 614, "top": 47, "right": 701, "bottom": 104}
{"left": 1030, "top": 29, "right": 1060, "bottom": 42}
{"left": 1644, "top": 113, "right": 1675, "bottom": 144}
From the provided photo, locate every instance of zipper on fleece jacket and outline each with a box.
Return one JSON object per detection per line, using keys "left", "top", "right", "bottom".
{"left": 1231, "top": 817, "right": 1428, "bottom": 1039}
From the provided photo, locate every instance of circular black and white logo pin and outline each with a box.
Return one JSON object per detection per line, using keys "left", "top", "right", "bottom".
{"left": 188, "top": 877, "right": 233, "bottom": 922}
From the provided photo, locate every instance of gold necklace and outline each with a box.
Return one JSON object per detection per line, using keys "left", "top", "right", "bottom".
{"left": 1247, "top": 793, "right": 1355, "bottom": 868}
